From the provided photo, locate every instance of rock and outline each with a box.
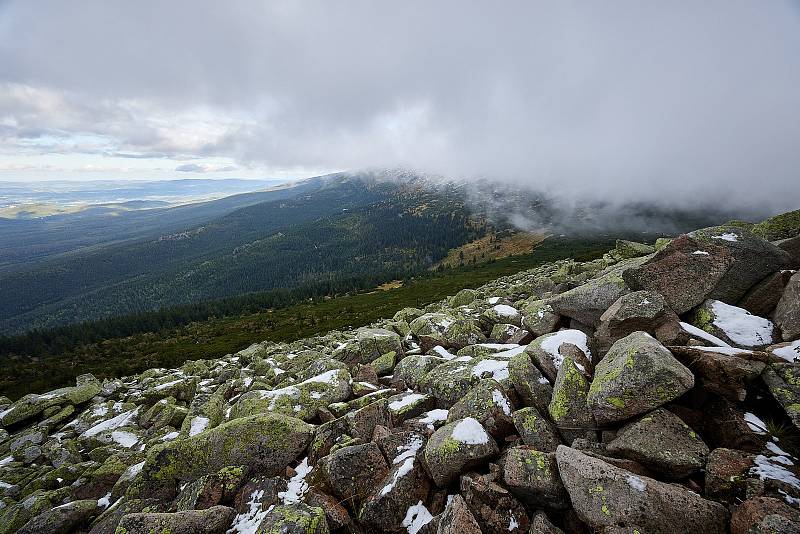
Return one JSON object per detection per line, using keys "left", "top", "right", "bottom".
{"left": 419, "top": 357, "right": 511, "bottom": 408}
{"left": 358, "top": 327, "right": 403, "bottom": 362}
{"left": 231, "top": 368, "right": 351, "bottom": 421}
{"left": 761, "top": 362, "right": 800, "bottom": 430}
{"left": 738, "top": 271, "right": 790, "bottom": 317}
{"left": 450, "top": 288, "right": 479, "bottom": 307}
{"left": 777, "top": 235, "right": 800, "bottom": 267}
{"left": 769, "top": 339, "right": 800, "bottom": 363}
{"left": 424, "top": 417, "right": 499, "bottom": 487}
{"left": 490, "top": 323, "right": 522, "bottom": 343}
{"left": 484, "top": 304, "right": 523, "bottom": 327}
{"left": 556, "top": 445, "right": 728, "bottom": 533}
{"left": 0, "top": 374, "right": 101, "bottom": 427}
{"left": 387, "top": 392, "right": 436, "bottom": 425}
{"left": 508, "top": 352, "right": 552, "bottom": 415}
{"left": 318, "top": 442, "right": 388, "bottom": 505}
{"left": 142, "top": 375, "right": 198, "bottom": 403}
{"left": 18, "top": 499, "right": 99, "bottom": 534}
{"left": 345, "top": 398, "right": 389, "bottom": 441}
{"left": 360, "top": 434, "right": 431, "bottom": 532}
{"left": 435, "top": 494, "right": 481, "bottom": 534}
{"left": 525, "top": 330, "right": 591, "bottom": 383}
{"left": 692, "top": 299, "right": 776, "bottom": 349}
{"left": 410, "top": 313, "right": 486, "bottom": 351}
{"left": 548, "top": 355, "right": 595, "bottom": 444}
{"left": 519, "top": 300, "right": 560, "bottom": 337}
{"left": 775, "top": 271, "right": 800, "bottom": 341}
{"left": 547, "top": 257, "right": 650, "bottom": 327}
{"left": 752, "top": 208, "right": 800, "bottom": 241}
{"left": 730, "top": 496, "right": 800, "bottom": 534}
{"left": 255, "top": 504, "right": 330, "bottom": 534}
{"left": 501, "top": 446, "right": 568, "bottom": 510}
{"left": 116, "top": 505, "right": 235, "bottom": 534}
{"left": 130, "top": 414, "right": 313, "bottom": 499}
{"left": 371, "top": 351, "right": 397, "bottom": 375}
{"left": 174, "top": 466, "right": 244, "bottom": 511}
{"left": 460, "top": 472, "right": 529, "bottom": 533}
{"left": 447, "top": 380, "right": 515, "bottom": 438}
{"left": 705, "top": 448, "right": 753, "bottom": 504}
{"left": 393, "top": 355, "right": 444, "bottom": 390}
{"left": 701, "top": 397, "right": 768, "bottom": 453}
{"left": 529, "top": 512, "right": 565, "bottom": 534}
{"left": 594, "top": 291, "right": 682, "bottom": 354}
{"left": 587, "top": 332, "right": 694, "bottom": 425}
{"left": 305, "top": 489, "right": 351, "bottom": 530}
{"left": 606, "top": 408, "right": 709, "bottom": 479}
{"left": 511, "top": 407, "right": 561, "bottom": 452}
{"left": 668, "top": 345, "right": 766, "bottom": 401}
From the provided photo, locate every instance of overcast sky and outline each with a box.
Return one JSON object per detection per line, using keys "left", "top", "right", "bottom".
{"left": 1, "top": 1, "right": 799, "bottom": 209}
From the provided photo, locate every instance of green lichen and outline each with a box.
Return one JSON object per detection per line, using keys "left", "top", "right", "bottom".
{"left": 695, "top": 308, "right": 715, "bottom": 334}
{"left": 607, "top": 397, "right": 626, "bottom": 408}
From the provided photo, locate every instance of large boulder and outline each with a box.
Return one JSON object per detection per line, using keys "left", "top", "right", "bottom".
{"left": 0, "top": 374, "right": 101, "bottom": 427}
{"left": 446, "top": 379, "right": 514, "bottom": 438}
{"left": 547, "top": 257, "right": 650, "bottom": 327}
{"left": 435, "top": 494, "right": 482, "bottom": 534}
{"left": 18, "top": 499, "right": 99, "bottom": 534}
{"left": 357, "top": 327, "right": 403, "bottom": 362}
{"left": 424, "top": 417, "right": 499, "bottom": 487}
{"left": 511, "top": 407, "right": 561, "bottom": 452}
{"left": 525, "top": 330, "right": 591, "bottom": 383}
{"left": 548, "top": 355, "right": 595, "bottom": 444}
{"left": 587, "top": 332, "right": 694, "bottom": 425}
{"left": 501, "top": 446, "right": 569, "bottom": 510}
{"left": 519, "top": 300, "right": 560, "bottom": 337}
{"left": 762, "top": 362, "right": 800, "bottom": 430}
{"left": 409, "top": 313, "right": 486, "bottom": 351}
{"left": 318, "top": 442, "right": 388, "bottom": 505}
{"left": 668, "top": 345, "right": 766, "bottom": 402}
{"left": 255, "top": 504, "right": 330, "bottom": 534}
{"left": 594, "top": 291, "right": 682, "bottom": 354}
{"left": 774, "top": 271, "right": 800, "bottom": 341}
{"left": 231, "top": 368, "right": 351, "bottom": 421}
{"left": 752, "top": 208, "right": 800, "bottom": 241}
{"left": 623, "top": 227, "right": 791, "bottom": 314}
{"left": 460, "top": 472, "right": 530, "bottom": 533}
{"left": 116, "top": 506, "right": 236, "bottom": 534}
{"left": 419, "top": 357, "right": 511, "bottom": 408}
{"left": 129, "top": 414, "right": 313, "bottom": 499}
{"left": 508, "top": 352, "right": 552, "bottom": 415}
{"left": 556, "top": 446, "right": 728, "bottom": 533}
{"left": 605, "top": 408, "right": 709, "bottom": 479}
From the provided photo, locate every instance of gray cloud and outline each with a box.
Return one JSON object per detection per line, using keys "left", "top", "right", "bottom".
{"left": 175, "top": 163, "right": 237, "bottom": 173}
{"left": 1, "top": 1, "right": 799, "bottom": 211}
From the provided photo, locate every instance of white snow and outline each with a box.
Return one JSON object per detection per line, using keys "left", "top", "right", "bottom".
{"left": 111, "top": 430, "right": 139, "bottom": 448}
{"left": 300, "top": 369, "right": 342, "bottom": 386}
{"left": 710, "top": 300, "right": 774, "bottom": 347}
{"left": 492, "top": 345, "right": 527, "bottom": 359}
{"left": 121, "top": 461, "right": 145, "bottom": 481}
{"left": 508, "top": 517, "right": 519, "bottom": 531}
{"left": 188, "top": 416, "right": 210, "bottom": 437}
{"left": 751, "top": 455, "right": 800, "bottom": 489}
{"left": 539, "top": 329, "right": 591, "bottom": 369}
{"left": 161, "top": 431, "right": 180, "bottom": 441}
{"left": 492, "top": 390, "right": 512, "bottom": 416}
{"left": 691, "top": 250, "right": 710, "bottom": 255}
{"left": 744, "top": 412, "right": 768, "bottom": 435}
{"left": 488, "top": 297, "right": 501, "bottom": 304}
{"left": 418, "top": 409, "right": 448, "bottom": 429}
{"left": 0, "top": 455, "right": 13, "bottom": 466}
{"left": 471, "top": 359, "right": 509, "bottom": 381}
{"left": 97, "top": 492, "right": 112, "bottom": 508}
{"left": 493, "top": 304, "right": 519, "bottom": 318}
{"left": 402, "top": 501, "right": 433, "bottom": 534}
{"left": 695, "top": 346, "right": 752, "bottom": 356}
{"left": 477, "top": 343, "right": 521, "bottom": 350}
{"left": 389, "top": 393, "right": 426, "bottom": 412}
{"left": 773, "top": 341, "right": 800, "bottom": 363}
{"left": 82, "top": 407, "right": 140, "bottom": 438}
{"left": 451, "top": 417, "right": 490, "bottom": 445}
{"left": 154, "top": 378, "right": 183, "bottom": 391}
{"left": 767, "top": 441, "right": 792, "bottom": 458}
{"left": 92, "top": 405, "right": 109, "bottom": 417}
{"left": 626, "top": 474, "right": 647, "bottom": 492}
{"left": 713, "top": 232, "right": 738, "bottom": 242}
{"left": 278, "top": 458, "right": 313, "bottom": 504}
{"left": 228, "top": 489, "right": 273, "bottom": 534}
{"left": 432, "top": 346, "right": 457, "bottom": 360}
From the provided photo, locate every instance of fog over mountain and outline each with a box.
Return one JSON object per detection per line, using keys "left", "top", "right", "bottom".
{"left": 1, "top": 1, "right": 799, "bottom": 211}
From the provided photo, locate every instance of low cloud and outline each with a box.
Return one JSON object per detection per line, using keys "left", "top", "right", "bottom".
{"left": 0, "top": 1, "right": 799, "bottom": 212}
{"left": 175, "top": 163, "right": 237, "bottom": 173}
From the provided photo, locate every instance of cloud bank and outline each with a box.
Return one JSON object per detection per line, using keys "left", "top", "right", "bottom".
{"left": 1, "top": 1, "right": 799, "bottom": 210}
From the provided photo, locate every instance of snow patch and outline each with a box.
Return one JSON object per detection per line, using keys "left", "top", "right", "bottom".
{"left": 389, "top": 393, "right": 426, "bottom": 412}
{"left": 471, "top": 359, "right": 509, "bottom": 381}
{"left": 111, "top": 430, "right": 139, "bottom": 448}
{"left": 751, "top": 455, "right": 800, "bottom": 489}
{"left": 492, "top": 390, "right": 512, "bottom": 416}
{"left": 189, "top": 416, "right": 210, "bottom": 437}
{"left": 493, "top": 304, "right": 519, "bottom": 318}
{"left": 713, "top": 232, "right": 738, "bottom": 242}
{"left": 773, "top": 341, "right": 800, "bottom": 363}
{"left": 278, "top": 458, "right": 312, "bottom": 504}
{"left": 451, "top": 417, "right": 489, "bottom": 445}
{"left": 626, "top": 474, "right": 646, "bottom": 492}
{"left": 82, "top": 408, "right": 140, "bottom": 438}
{"left": 710, "top": 300, "right": 774, "bottom": 347}
{"left": 744, "top": 412, "right": 768, "bottom": 435}
{"left": 402, "top": 501, "right": 433, "bottom": 534}
{"left": 418, "top": 409, "right": 448, "bottom": 429}
{"left": 539, "top": 329, "right": 591, "bottom": 369}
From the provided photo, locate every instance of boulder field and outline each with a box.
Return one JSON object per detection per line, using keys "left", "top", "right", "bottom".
{"left": 1, "top": 210, "right": 800, "bottom": 533}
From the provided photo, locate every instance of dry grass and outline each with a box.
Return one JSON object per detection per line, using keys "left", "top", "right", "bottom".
{"left": 433, "top": 231, "right": 549, "bottom": 269}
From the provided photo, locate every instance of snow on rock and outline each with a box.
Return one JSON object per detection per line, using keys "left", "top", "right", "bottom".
{"left": 710, "top": 300, "right": 774, "bottom": 347}
{"left": 540, "top": 329, "right": 591, "bottom": 369}
{"left": 418, "top": 409, "right": 448, "bottom": 429}
{"left": 471, "top": 359, "right": 509, "bottom": 381}
{"left": 679, "top": 322, "right": 731, "bottom": 347}
{"left": 229, "top": 489, "right": 272, "bottom": 534}
{"left": 744, "top": 412, "right": 768, "bottom": 435}
{"left": 81, "top": 408, "right": 140, "bottom": 438}
{"left": 111, "top": 430, "right": 139, "bottom": 448}
{"left": 402, "top": 501, "right": 433, "bottom": 534}
{"left": 713, "top": 232, "right": 739, "bottom": 242}
{"left": 626, "top": 474, "right": 647, "bottom": 492}
{"left": 381, "top": 436, "right": 424, "bottom": 496}
{"left": 773, "top": 341, "right": 800, "bottom": 363}
{"left": 493, "top": 304, "right": 519, "bottom": 318}
{"left": 389, "top": 393, "right": 426, "bottom": 412}
{"left": 188, "top": 416, "right": 210, "bottom": 437}
{"left": 451, "top": 417, "right": 490, "bottom": 445}
{"left": 491, "top": 389, "right": 512, "bottom": 416}
{"left": 278, "top": 457, "right": 312, "bottom": 504}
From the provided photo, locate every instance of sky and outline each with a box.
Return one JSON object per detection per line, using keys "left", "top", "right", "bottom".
{"left": 1, "top": 1, "right": 799, "bottom": 210}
